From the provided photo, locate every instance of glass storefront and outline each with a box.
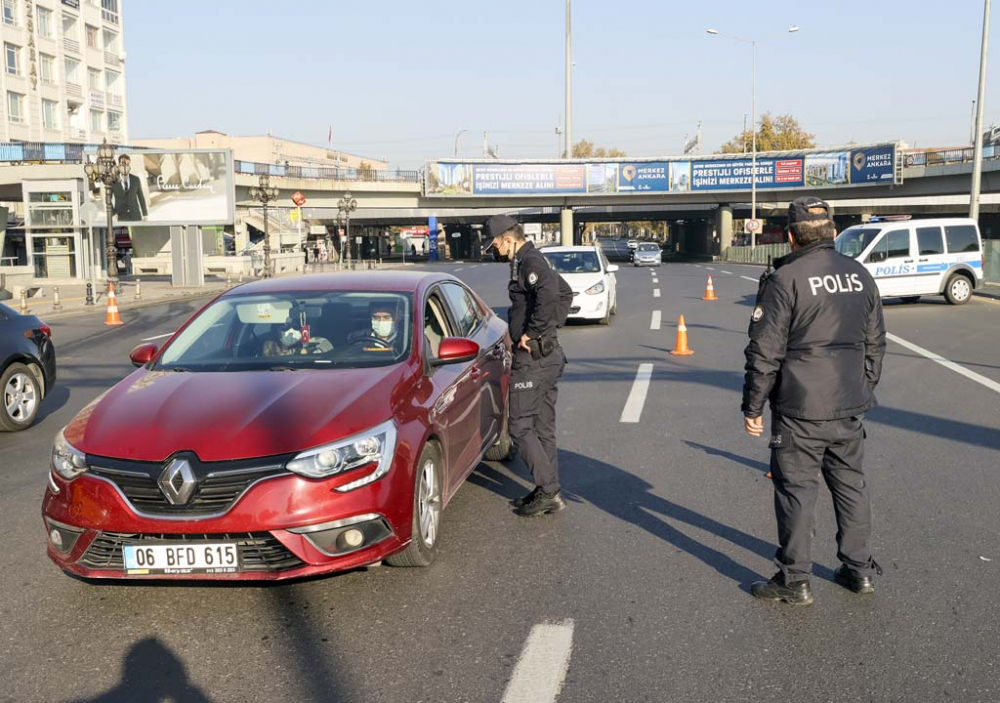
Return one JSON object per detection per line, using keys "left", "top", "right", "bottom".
{"left": 32, "top": 235, "right": 77, "bottom": 279}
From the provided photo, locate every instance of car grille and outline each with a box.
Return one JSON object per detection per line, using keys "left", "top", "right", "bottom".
{"left": 79, "top": 532, "right": 305, "bottom": 572}
{"left": 88, "top": 455, "right": 290, "bottom": 517}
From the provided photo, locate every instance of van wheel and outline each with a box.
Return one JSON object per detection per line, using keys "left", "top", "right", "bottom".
{"left": 387, "top": 443, "right": 442, "bottom": 567}
{"left": 944, "top": 274, "right": 973, "bottom": 305}
{"left": 900, "top": 296, "right": 921, "bottom": 304}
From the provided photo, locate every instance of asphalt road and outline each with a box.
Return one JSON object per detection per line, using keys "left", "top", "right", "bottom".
{"left": 2, "top": 256, "right": 999, "bottom": 703}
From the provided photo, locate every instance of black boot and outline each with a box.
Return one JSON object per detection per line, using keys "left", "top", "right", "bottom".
{"left": 514, "top": 489, "right": 565, "bottom": 517}
{"left": 510, "top": 486, "right": 541, "bottom": 508}
{"left": 750, "top": 572, "right": 813, "bottom": 606}
{"left": 834, "top": 565, "right": 876, "bottom": 595}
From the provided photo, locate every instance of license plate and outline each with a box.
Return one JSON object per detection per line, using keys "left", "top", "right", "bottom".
{"left": 122, "top": 542, "right": 240, "bottom": 575}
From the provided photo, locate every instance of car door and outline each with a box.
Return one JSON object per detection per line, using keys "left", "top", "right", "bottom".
{"left": 438, "top": 282, "right": 496, "bottom": 493}
{"left": 600, "top": 248, "right": 617, "bottom": 308}
{"left": 423, "top": 287, "right": 481, "bottom": 498}
{"left": 864, "top": 228, "right": 915, "bottom": 297}
{"left": 913, "top": 225, "right": 949, "bottom": 295}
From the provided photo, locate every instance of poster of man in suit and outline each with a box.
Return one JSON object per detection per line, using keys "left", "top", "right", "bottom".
{"left": 111, "top": 154, "right": 148, "bottom": 221}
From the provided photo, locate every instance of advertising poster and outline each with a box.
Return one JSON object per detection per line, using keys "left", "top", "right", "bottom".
{"left": 850, "top": 146, "right": 896, "bottom": 184}
{"left": 804, "top": 152, "right": 849, "bottom": 187}
{"left": 618, "top": 162, "right": 670, "bottom": 193}
{"left": 690, "top": 158, "right": 805, "bottom": 191}
{"left": 587, "top": 164, "right": 619, "bottom": 194}
{"left": 669, "top": 161, "right": 691, "bottom": 192}
{"left": 87, "top": 149, "right": 234, "bottom": 226}
{"left": 472, "top": 164, "right": 585, "bottom": 195}
{"left": 426, "top": 163, "right": 472, "bottom": 195}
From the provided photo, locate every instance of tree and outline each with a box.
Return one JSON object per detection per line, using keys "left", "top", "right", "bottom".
{"left": 720, "top": 113, "right": 815, "bottom": 154}
{"left": 572, "top": 139, "right": 626, "bottom": 158}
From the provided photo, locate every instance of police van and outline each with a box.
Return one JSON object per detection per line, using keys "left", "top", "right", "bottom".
{"left": 834, "top": 217, "right": 984, "bottom": 305}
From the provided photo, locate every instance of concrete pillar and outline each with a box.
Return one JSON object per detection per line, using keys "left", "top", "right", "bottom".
{"left": 560, "top": 208, "right": 574, "bottom": 247}
{"left": 717, "top": 205, "right": 734, "bottom": 253}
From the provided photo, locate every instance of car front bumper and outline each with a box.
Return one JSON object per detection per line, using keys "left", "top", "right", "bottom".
{"left": 634, "top": 257, "right": 661, "bottom": 266}
{"left": 42, "top": 455, "right": 414, "bottom": 581}
{"left": 569, "top": 292, "right": 608, "bottom": 319}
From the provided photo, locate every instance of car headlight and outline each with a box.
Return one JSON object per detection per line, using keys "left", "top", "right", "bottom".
{"left": 52, "top": 429, "right": 88, "bottom": 481}
{"left": 585, "top": 281, "right": 606, "bottom": 295}
{"left": 286, "top": 420, "right": 397, "bottom": 492}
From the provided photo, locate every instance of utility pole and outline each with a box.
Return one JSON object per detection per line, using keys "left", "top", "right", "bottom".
{"left": 564, "top": 0, "right": 572, "bottom": 158}
{"left": 971, "top": 0, "right": 991, "bottom": 221}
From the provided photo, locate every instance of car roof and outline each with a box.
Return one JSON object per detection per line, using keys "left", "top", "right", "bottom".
{"left": 845, "top": 217, "right": 978, "bottom": 230}
{"left": 222, "top": 271, "right": 456, "bottom": 297}
{"left": 541, "top": 246, "right": 600, "bottom": 253}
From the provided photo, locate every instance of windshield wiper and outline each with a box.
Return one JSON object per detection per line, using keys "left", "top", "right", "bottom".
{"left": 267, "top": 366, "right": 299, "bottom": 372}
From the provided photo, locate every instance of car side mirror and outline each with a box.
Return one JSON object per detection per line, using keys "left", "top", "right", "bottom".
{"left": 129, "top": 343, "right": 158, "bottom": 367}
{"left": 431, "top": 337, "right": 479, "bottom": 366}
{"left": 606, "top": 265, "right": 619, "bottom": 273}
{"left": 867, "top": 250, "right": 887, "bottom": 264}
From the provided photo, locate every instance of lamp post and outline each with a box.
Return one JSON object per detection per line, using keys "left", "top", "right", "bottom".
{"left": 564, "top": 0, "right": 572, "bottom": 158}
{"left": 338, "top": 191, "right": 358, "bottom": 269}
{"left": 454, "top": 129, "right": 468, "bottom": 158}
{"left": 248, "top": 173, "right": 279, "bottom": 278}
{"left": 971, "top": 0, "right": 991, "bottom": 220}
{"left": 707, "top": 25, "right": 799, "bottom": 249}
{"left": 83, "top": 139, "right": 121, "bottom": 294}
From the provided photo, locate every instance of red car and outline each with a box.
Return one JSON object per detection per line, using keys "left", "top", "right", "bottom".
{"left": 42, "top": 272, "right": 512, "bottom": 580}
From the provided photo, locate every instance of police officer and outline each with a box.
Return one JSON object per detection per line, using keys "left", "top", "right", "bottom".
{"left": 742, "top": 196, "right": 886, "bottom": 606}
{"left": 485, "top": 215, "right": 572, "bottom": 517}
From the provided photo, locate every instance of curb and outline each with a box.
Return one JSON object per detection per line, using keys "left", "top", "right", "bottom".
{"left": 23, "top": 288, "right": 226, "bottom": 321}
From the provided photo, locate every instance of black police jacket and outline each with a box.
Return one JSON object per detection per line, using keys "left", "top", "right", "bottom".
{"left": 742, "top": 239, "right": 886, "bottom": 421}
{"left": 507, "top": 241, "right": 567, "bottom": 342}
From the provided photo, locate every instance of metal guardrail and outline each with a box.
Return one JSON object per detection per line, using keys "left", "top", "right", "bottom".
{"left": 722, "top": 243, "right": 790, "bottom": 264}
{"left": 903, "top": 146, "right": 1000, "bottom": 167}
{"left": 234, "top": 160, "right": 422, "bottom": 184}
{"left": 0, "top": 141, "right": 145, "bottom": 163}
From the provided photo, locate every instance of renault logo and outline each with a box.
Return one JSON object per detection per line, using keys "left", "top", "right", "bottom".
{"left": 159, "top": 458, "right": 197, "bottom": 505}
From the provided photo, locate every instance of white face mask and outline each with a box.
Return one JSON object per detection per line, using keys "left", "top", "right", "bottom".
{"left": 372, "top": 320, "right": 393, "bottom": 338}
{"left": 280, "top": 328, "right": 302, "bottom": 348}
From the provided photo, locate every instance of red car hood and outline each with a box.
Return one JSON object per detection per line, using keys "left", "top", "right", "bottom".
{"left": 66, "top": 365, "right": 413, "bottom": 462}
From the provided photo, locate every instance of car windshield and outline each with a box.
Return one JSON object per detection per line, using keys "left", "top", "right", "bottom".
{"left": 155, "top": 291, "right": 413, "bottom": 372}
{"left": 543, "top": 251, "right": 601, "bottom": 274}
{"left": 638, "top": 244, "right": 659, "bottom": 252}
{"left": 835, "top": 227, "right": 882, "bottom": 259}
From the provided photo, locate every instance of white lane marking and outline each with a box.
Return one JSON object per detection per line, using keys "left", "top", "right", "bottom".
{"left": 652, "top": 278, "right": 659, "bottom": 284}
{"left": 653, "top": 289, "right": 661, "bottom": 298}
{"left": 502, "top": 620, "right": 575, "bottom": 703}
{"left": 741, "top": 276, "right": 758, "bottom": 282}
{"left": 721, "top": 270, "right": 733, "bottom": 275}
{"left": 706, "top": 266, "right": 715, "bottom": 271}
{"left": 620, "top": 364, "right": 654, "bottom": 423}
{"left": 694, "top": 264, "right": 703, "bottom": 268}
{"left": 650, "top": 311, "right": 661, "bottom": 330}
{"left": 141, "top": 332, "right": 174, "bottom": 342}
{"left": 886, "top": 332, "right": 1000, "bottom": 395}
{"left": 455, "top": 268, "right": 464, "bottom": 272}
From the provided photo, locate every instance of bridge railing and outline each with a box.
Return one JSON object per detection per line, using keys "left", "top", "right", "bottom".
{"left": 234, "top": 160, "right": 422, "bottom": 184}
{"left": 0, "top": 141, "right": 148, "bottom": 163}
{"left": 722, "top": 243, "right": 790, "bottom": 265}
{"left": 904, "top": 145, "right": 1000, "bottom": 167}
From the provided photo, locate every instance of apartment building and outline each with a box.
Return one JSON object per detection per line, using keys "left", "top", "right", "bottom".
{"left": 1, "top": 0, "right": 128, "bottom": 144}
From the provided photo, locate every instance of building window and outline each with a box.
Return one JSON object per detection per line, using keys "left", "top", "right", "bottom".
{"left": 107, "top": 110, "right": 121, "bottom": 133}
{"left": 64, "top": 57, "right": 80, "bottom": 84}
{"left": 3, "top": 0, "right": 16, "bottom": 27}
{"left": 40, "top": 53, "right": 55, "bottom": 83}
{"left": 102, "top": 29, "right": 118, "bottom": 54}
{"left": 87, "top": 66, "right": 100, "bottom": 90}
{"left": 7, "top": 92, "right": 25, "bottom": 124}
{"left": 61, "top": 13, "right": 76, "bottom": 39}
{"left": 5, "top": 43, "right": 19, "bottom": 76}
{"left": 42, "top": 99, "right": 59, "bottom": 130}
{"left": 86, "top": 24, "right": 99, "bottom": 49}
{"left": 37, "top": 5, "right": 52, "bottom": 37}
{"left": 105, "top": 69, "right": 119, "bottom": 94}
{"left": 101, "top": 0, "right": 118, "bottom": 24}
{"left": 90, "top": 108, "right": 102, "bottom": 132}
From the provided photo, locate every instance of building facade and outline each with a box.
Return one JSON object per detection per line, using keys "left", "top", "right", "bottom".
{"left": 1, "top": 0, "right": 128, "bottom": 145}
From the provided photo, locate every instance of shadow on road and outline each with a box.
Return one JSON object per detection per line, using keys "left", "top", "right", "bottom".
{"left": 684, "top": 440, "right": 770, "bottom": 475}
{"left": 65, "top": 637, "right": 212, "bottom": 703}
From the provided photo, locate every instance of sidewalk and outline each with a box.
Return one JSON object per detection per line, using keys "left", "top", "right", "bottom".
{"left": 7, "top": 262, "right": 409, "bottom": 321}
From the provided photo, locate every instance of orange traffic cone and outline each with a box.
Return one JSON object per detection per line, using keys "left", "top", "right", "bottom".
{"left": 702, "top": 275, "right": 718, "bottom": 301}
{"left": 105, "top": 282, "right": 123, "bottom": 326}
{"left": 669, "top": 315, "right": 694, "bottom": 355}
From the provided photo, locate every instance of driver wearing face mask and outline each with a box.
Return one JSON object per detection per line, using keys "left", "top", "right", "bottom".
{"left": 347, "top": 300, "right": 400, "bottom": 351}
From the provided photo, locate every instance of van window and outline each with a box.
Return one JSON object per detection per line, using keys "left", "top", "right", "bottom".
{"left": 945, "top": 225, "right": 980, "bottom": 253}
{"left": 835, "top": 227, "right": 881, "bottom": 258}
{"left": 868, "top": 229, "right": 910, "bottom": 262}
{"left": 916, "top": 227, "right": 944, "bottom": 256}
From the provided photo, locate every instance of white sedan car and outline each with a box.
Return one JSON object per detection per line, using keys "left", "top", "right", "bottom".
{"left": 542, "top": 245, "right": 619, "bottom": 325}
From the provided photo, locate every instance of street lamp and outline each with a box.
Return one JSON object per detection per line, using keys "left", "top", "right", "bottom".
{"left": 707, "top": 25, "right": 799, "bottom": 248}
{"left": 83, "top": 139, "right": 121, "bottom": 294}
{"left": 248, "top": 173, "right": 280, "bottom": 278}
{"left": 454, "top": 129, "right": 468, "bottom": 158}
{"left": 338, "top": 192, "right": 357, "bottom": 268}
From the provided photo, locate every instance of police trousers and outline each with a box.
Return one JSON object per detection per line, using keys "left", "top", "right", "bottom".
{"left": 769, "top": 413, "right": 876, "bottom": 583}
{"left": 509, "top": 345, "right": 566, "bottom": 494}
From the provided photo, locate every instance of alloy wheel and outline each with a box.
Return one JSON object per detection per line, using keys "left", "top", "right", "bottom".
{"left": 417, "top": 457, "right": 441, "bottom": 547}
{"left": 4, "top": 373, "right": 37, "bottom": 423}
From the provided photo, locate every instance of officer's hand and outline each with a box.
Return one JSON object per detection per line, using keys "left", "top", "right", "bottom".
{"left": 744, "top": 415, "right": 764, "bottom": 437}
{"left": 517, "top": 334, "right": 532, "bottom": 353}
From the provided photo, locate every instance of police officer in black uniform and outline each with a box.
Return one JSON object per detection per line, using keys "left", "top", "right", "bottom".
{"left": 485, "top": 215, "right": 573, "bottom": 517}
{"left": 742, "top": 196, "right": 886, "bottom": 606}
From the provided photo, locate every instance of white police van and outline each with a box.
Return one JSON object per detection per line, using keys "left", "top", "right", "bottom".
{"left": 834, "top": 217, "right": 984, "bottom": 305}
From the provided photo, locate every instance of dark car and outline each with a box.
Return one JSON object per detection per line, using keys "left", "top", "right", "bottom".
{"left": 0, "top": 302, "right": 56, "bottom": 431}
{"left": 43, "top": 272, "right": 512, "bottom": 581}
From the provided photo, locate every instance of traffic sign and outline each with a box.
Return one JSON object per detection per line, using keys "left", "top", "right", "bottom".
{"left": 289, "top": 209, "right": 301, "bottom": 223}
{"left": 746, "top": 219, "right": 761, "bottom": 233}
{"left": 291, "top": 191, "right": 306, "bottom": 206}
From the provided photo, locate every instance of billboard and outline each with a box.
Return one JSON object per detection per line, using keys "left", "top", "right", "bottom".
{"left": 424, "top": 144, "right": 899, "bottom": 197}
{"left": 86, "top": 149, "right": 236, "bottom": 227}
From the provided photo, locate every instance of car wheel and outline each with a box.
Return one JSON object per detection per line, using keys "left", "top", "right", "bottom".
{"left": 485, "top": 411, "right": 513, "bottom": 462}
{"left": 944, "top": 274, "right": 972, "bottom": 305}
{"left": 387, "top": 442, "right": 443, "bottom": 567}
{"left": 610, "top": 293, "right": 617, "bottom": 316}
{"left": 900, "top": 296, "right": 921, "bottom": 304}
{"left": 0, "top": 363, "right": 41, "bottom": 432}
{"left": 599, "top": 298, "right": 611, "bottom": 325}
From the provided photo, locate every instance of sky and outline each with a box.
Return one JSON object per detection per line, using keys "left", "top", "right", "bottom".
{"left": 125, "top": 0, "right": 1000, "bottom": 169}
